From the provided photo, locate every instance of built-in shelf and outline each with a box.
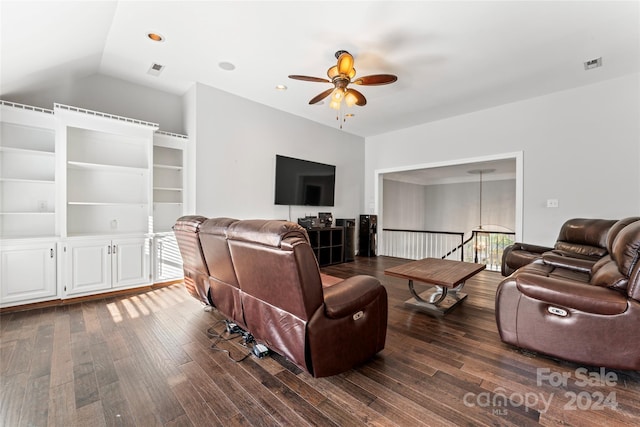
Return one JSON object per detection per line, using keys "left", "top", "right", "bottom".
{"left": 0, "top": 146, "right": 54, "bottom": 156}
{"left": 152, "top": 138, "right": 185, "bottom": 233}
{"left": 0, "top": 178, "right": 55, "bottom": 184}
{"left": 61, "top": 106, "right": 156, "bottom": 237}
{"left": 68, "top": 202, "right": 149, "bottom": 206}
{"left": 68, "top": 161, "right": 148, "bottom": 174}
{"left": 153, "top": 163, "right": 183, "bottom": 171}
{"left": 1, "top": 211, "right": 55, "bottom": 215}
{"left": 153, "top": 187, "right": 182, "bottom": 191}
{"left": 1, "top": 105, "right": 57, "bottom": 240}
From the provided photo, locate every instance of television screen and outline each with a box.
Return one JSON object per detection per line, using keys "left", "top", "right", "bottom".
{"left": 274, "top": 155, "right": 336, "bottom": 206}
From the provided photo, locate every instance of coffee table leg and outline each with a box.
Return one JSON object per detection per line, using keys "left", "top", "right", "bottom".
{"left": 405, "top": 280, "right": 468, "bottom": 315}
{"left": 450, "top": 281, "right": 465, "bottom": 294}
{"left": 408, "top": 280, "right": 448, "bottom": 305}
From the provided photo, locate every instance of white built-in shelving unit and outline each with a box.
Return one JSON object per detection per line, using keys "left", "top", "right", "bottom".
{"left": 151, "top": 131, "right": 187, "bottom": 283}
{"left": 57, "top": 104, "right": 155, "bottom": 237}
{"left": 0, "top": 101, "right": 189, "bottom": 308}
{"left": 0, "top": 102, "right": 57, "bottom": 239}
{"left": 153, "top": 131, "right": 186, "bottom": 233}
{"left": 0, "top": 102, "right": 59, "bottom": 306}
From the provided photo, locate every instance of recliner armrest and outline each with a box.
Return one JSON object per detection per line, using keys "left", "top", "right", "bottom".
{"left": 512, "top": 242, "right": 554, "bottom": 254}
{"left": 502, "top": 242, "right": 554, "bottom": 276}
{"left": 515, "top": 273, "right": 628, "bottom": 315}
{"left": 323, "top": 275, "right": 384, "bottom": 319}
{"left": 541, "top": 253, "right": 595, "bottom": 273}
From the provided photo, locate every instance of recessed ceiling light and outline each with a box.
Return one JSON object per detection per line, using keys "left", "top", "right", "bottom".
{"left": 275, "top": 84, "right": 287, "bottom": 91}
{"left": 219, "top": 61, "right": 236, "bottom": 71}
{"left": 147, "top": 32, "right": 164, "bottom": 42}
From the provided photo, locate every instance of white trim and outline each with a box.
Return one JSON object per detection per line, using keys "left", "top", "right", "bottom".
{"left": 374, "top": 151, "right": 524, "bottom": 254}
{"left": 54, "top": 103, "right": 159, "bottom": 128}
{"left": 0, "top": 100, "right": 54, "bottom": 115}
{"left": 155, "top": 130, "right": 188, "bottom": 139}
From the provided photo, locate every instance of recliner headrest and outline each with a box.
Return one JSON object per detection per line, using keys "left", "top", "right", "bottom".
{"left": 173, "top": 215, "right": 209, "bottom": 233}
{"left": 200, "top": 217, "right": 239, "bottom": 236}
{"left": 606, "top": 217, "right": 640, "bottom": 253}
{"left": 227, "top": 219, "right": 309, "bottom": 248}
{"left": 611, "top": 219, "right": 640, "bottom": 278}
{"left": 555, "top": 218, "right": 617, "bottom": 249}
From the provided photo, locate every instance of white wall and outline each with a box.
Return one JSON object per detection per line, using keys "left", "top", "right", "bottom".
{"left": 187, "top": 83, "right": 365, "bottom": 221}
{"left": 382, "top": 180, "right": 427, "bottom": 230}
{"left": 366, "top": 74, "right": 640, "bottom": 245}
{"left": 5, "top": 74, "right": 185, "bottom": 134}
{"left": 383, "top": 179, "right": 516, "bottom": 233}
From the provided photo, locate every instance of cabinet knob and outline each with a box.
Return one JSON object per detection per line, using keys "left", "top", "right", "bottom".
{"left": 50, "top": 248, "right": 54, "bottom": 258}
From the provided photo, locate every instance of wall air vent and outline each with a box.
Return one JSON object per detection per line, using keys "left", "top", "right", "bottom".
{"left": 148, "top": 63, "right": 165, "bottom": 76}
{"left": 584, "top": 57, "right": 602, "bottom": 70}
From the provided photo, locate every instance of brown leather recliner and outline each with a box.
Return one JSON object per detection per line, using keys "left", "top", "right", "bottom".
{"left": 226, "top": 219, "right": 388, "bottom": 377}
{"left": 495, "top": 217, "right": 640, "bottom": 370}
{"left": 174, "top": 217, "right": 388, "bottom": 377}
{"left": 199, "top": 217, "right": 247, "bottom": 328}
{"left": 173, "top": 215, "right": 211, "bottom": 306}
{"left": 501, "top": 218, "right": 617, "bottom": 276}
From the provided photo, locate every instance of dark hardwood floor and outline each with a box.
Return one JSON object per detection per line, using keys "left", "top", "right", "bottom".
{"left": 2, "top": 256, "right": 639, "bottom": 426}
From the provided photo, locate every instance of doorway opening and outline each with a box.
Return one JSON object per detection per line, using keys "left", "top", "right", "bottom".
{"left": 374, "top": 152, "right": 522, "bottom": 270}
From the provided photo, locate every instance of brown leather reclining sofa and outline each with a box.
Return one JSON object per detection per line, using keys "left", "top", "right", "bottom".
{"left": 501, "top": 218, "right": 617, "bottom": 276}
{"left": 495, "top": 217, "right": 640, "bottom": 370}
{"left": 174, "top": 216, "right": 388, "bottom": 378}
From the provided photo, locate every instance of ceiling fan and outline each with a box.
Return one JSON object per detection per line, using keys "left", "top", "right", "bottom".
{"left": 289, "top": 50, "right": 398, "bottom": 110}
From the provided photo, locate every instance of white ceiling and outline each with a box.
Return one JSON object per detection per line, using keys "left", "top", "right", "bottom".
{"left": 1, "top": 0, "right": 639, "bottom": 139}
{"left": 383, "top": 158, "right": 516, "bottom": 186}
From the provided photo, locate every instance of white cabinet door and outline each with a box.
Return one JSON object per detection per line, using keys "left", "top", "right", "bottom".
{"left": 112, "top": 237, "right": 150, "bottom": 288}
{"left": 0, "top": 241, "right": 57, "bottom": 307}
{"left": 65, "top": 239, "right": 111, "bottom": 296}
{"left": 153, "top": 233, "right": 183, "bottom": 283}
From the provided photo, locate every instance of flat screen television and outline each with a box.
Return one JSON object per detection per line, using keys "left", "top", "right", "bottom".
{"left": 274, "top": 155, "right": 336, "bottom": 206}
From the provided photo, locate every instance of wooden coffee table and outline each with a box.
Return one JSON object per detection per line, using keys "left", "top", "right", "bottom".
{"left": 384, "top": 257, "right": 485, "bottom": 315}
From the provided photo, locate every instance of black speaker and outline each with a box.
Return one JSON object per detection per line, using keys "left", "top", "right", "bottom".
{"left": 359, "top": 214, "right": 377, "bottom": 257}
{"left": 336, "top": 218, "right": 355, "bottom": 262}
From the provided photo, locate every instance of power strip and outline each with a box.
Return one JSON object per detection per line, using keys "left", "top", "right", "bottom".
{"left": 225, "top": 321, "right": 242, "bottom": 334}
{"left": 252, "top": 343, "right": 269, "bottom": 358}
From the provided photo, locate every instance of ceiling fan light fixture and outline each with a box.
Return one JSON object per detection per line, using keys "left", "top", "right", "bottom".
{"left": 337, "top": 52, "right": 354, "bottom": 75}
{"left": 331, "top": 87, "right": 345, "bottom": 102}
{"left": 327, "top": 65, "right": 339, "bottom": 79}
{"left": 288, "top": 49, "right": 397, "bottom": 126}
{"left": 344, "top": 90, "right": 358, "bottom": 107}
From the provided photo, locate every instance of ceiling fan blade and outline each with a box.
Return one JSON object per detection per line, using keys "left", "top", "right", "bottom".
{"left": 352, "top": 74, "right": 398, "bottom": 86}
{"left": 346, "top": 88, "right": 367, "bottom": 106}
{"left": 308, "top": 88, "right": 334, "bottom": 104}
{"left": 288, "top": 75, "right": 331, "bottom": 83}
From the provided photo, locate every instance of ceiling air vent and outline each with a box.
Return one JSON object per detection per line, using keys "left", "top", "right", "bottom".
{"left": 584, "top": 57, "right": 602, "bottom": 70}
{"left": 148, "top": 63, "right": 165, "bottom": 76}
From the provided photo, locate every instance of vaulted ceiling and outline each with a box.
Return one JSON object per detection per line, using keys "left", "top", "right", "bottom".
{"left": 2, "top": 1, "right": 639, "bottom": 137}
